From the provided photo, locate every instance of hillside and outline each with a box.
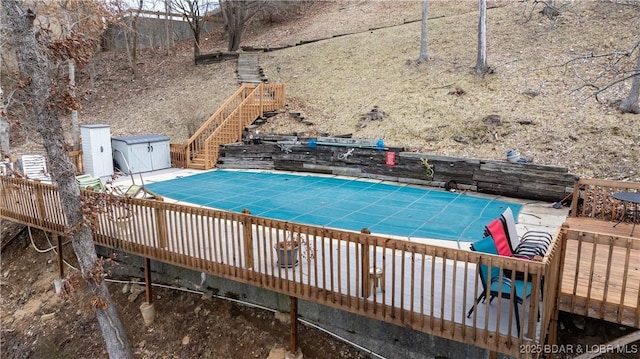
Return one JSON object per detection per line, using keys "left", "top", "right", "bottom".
{"left": 71, "top": 1, "right": 638, "bottom": 181}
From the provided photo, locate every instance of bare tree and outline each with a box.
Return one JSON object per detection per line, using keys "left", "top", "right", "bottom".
{"left": 619, "top": 43, "right": 640, "bottom": 113}
{"left": 220, "top": 0, "right": 261, "bottom": 52}
{"left": 557, "top": 39, "right": 640, "bottom": 113}
{"left": 129, "top": 0, "right": 144, "bottom": 75}
{"left": 1, "top": 1, "right": 133, "bottom": 357}
{"left": 220, "top": 0, "right": 294, "bottom": 52}
{"left": 0, "top": 87, "right": 8, "bottom": 156}
{"left": 165, "top": 0, "right": 175, "bottom": 55}
{"left": 475, "top": 0, "right": 488, "bottom": 75}
{"left": 171, "top": 0, "right": 217, "bottom": 58}
{"left": 418, "top": 0, "right": 428, "bottom": 63}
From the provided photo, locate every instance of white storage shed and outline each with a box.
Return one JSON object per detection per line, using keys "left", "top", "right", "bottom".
{"left": 80, "top": 124, "right": 114, "bottom": 178}
{"left": 111, "top": 134, "right": 171, "bottom": 174}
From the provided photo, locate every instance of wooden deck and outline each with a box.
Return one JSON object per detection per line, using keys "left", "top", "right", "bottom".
{"left": 560, "top": 218, "right": 640, "bottom": 327}
{"left": 0, "top": 177, "right": 557, "bottom": 358}
{"left": 4, "top": 175, "right": 640, "bottom": 357}
{"left": 559, "top": 178, "right": 640, "bottom": 328}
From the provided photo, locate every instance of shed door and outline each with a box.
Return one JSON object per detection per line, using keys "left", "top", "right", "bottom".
{"left": 149, "top": 140, "right": 170, "bottom": 170}
{"left": 128, "top": 142, "right": 153, "bottom": 174}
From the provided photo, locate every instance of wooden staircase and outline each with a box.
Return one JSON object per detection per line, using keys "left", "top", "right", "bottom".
{"left": 170, "top": 83, "right": 286, "bottom": 170}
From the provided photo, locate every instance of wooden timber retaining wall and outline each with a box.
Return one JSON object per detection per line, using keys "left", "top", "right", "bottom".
{"left": 217, "top": 136, "right": 576, "bottom": 202}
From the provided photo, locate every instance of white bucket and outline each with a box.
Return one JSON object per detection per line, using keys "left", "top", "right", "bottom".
{"left": 506, "top": 150, "right": 521, "bottom": 163}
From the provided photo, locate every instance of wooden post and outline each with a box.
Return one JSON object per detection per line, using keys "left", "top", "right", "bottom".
{"left": 55, "top": 234, "right": 64, "bottom": 278}
{"left": 144, "top": 257, "right": 153, "bottom": 304}
{"left": 548, "top": 227, "right": 569, "bottom": 348}
{"left": 259, "top": 84, "right": 264, "bottom": 114}
{"left": 360, "top": 228, "right": 371, "bottom": 298}
{"left": 34, "top": 184, "right": 46, "bottom": 226}
{"left": 289, "top": 296, "right": 298, "bottom": 355}
{"left": 241, "top": 208, "right": 254, "bottom": 271}
{"left": 154, "top": 197, "right": 168, "bottom": 248}
{"left": 489, "top": 350, "right": 498, "bottom": 359}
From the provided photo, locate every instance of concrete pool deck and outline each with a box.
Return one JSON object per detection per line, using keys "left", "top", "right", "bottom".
{"left": 108, "top": 167, "right": 570, "bottom": 249}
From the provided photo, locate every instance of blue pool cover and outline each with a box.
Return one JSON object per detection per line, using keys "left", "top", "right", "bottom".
{"left": 146, "top": 170, "right": 521, "bottom": 242}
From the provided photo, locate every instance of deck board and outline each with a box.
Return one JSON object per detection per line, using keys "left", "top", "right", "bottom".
{"left": 560, "top": 217, "right": 640, "bottom": 327}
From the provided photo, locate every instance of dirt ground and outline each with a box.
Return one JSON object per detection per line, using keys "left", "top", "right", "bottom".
{"left": 1, "top": 226, "right": 637, "bottom": 359}
{"left": 0, "top": 228, "right": 369, "bottom": 359}
{"left": 2, "top": 1, "right": 640, "bottom": 358}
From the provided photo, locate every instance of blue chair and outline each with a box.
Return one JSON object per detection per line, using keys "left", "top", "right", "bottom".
{"left": 467, "top": 236, "right": 534, "bottom": 336}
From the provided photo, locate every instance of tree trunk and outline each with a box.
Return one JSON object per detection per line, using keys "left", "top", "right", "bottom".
{"left": 193, "top": 31, "right": 201, "bottom": 58}
{"left": 222, "top": 0, "right": 246, "bottom": 52}
{"left": 228, "top": 27, "right": 242, "bottom": 52}
{"left": 123, "top": 30, "right": 137, "bottom": 77}
{"left": 69, "top": 60, "right": 80, "bottom": 149}
{"left": 0, "top": 87, "right": 9, "bottom": 156}
{"left": 164, "top": 0, "right": 174, "bottom": 56}
{"left": 418, "top": 0, "right": 428, "bottom": 63}
{"left": 2, "top": 2, "right": 133, "bottom": 358}
{"left": 131, "top": 0, "right": 143, "bottom": 65}
{"left": 475, "top": 0, "right": 488, "bottom": 75}
{"left": 619, "top": 47, "right": 640, "bottom": 114}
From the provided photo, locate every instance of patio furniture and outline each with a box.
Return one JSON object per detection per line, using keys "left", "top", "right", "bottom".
{"left": 467, "top": 236, "right": 535, "bottom": 336}
{"left": 76, "top": 174, "right": 105, "bottom": 192}
{"left": 612, "top": 191, "right": 640, "bottom": 236}
{"left": 20, "top": 155, "right": 52, "bottom": 183}
{"left": 484, "top": 214, "right": 547, "bottom": 300}
{"left": 500, "top": 207, "right": 551, "bottom": 259}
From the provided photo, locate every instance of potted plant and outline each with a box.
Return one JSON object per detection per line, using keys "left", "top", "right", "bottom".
{"left": 275, "top": 231, "right": 315, "bottom": 268}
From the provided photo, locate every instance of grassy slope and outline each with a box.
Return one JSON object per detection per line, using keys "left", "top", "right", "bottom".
{"left": 80, "top": 1, "right": 639, "bottom": 181}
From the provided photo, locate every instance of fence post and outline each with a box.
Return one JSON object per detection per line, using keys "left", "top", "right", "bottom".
{"left": 55, "top": 234, "right": 64, "bottom": 278}
{"left": 259, "top": 84, "right": 264, "bottom": 114}
{"left": 154, "top": 196, "right": 168, "bottom": 249}
{"left": 144, "top": 257, "right": 153, "bottom": 304}
{"left": 242, "top": 208, "right": 254, "bottom": 271}
{"left": 34, "top": 183, "right": 46, "bottom": 226}
{"left": 547, "top": 228, "right": 568, "bottom": 348}
{"left": 289, "top": 296, "right": 299, "bottom": 356}
{"left": 361, "top": 228, "right": 371, "bottom": 298}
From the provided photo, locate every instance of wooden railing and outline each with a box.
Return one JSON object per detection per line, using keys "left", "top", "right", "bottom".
{"left": 569, "top": 178, "right": 640, "bottom": 221}
{"left": 171, "top": 83, "right": 285, "bottom": 169}
{"left": 561, "top": 178, "right": 640, "bottom": 328}
{"left": 169, "top": 144, "right": 187, "bottom": 168}
{"left": 0, "top": 176, "right": 560, "bottom": 358}
{"left": 67, "top": 150, "right": 84, "bottom": 175}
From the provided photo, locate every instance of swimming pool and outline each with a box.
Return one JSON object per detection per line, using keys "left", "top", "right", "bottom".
{"left": 146, "top": 170, "right": 521, "bottom": 242}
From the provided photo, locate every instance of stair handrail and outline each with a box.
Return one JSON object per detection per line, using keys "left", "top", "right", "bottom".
{"left": 184, "top": 84, "right": 255, "bottom": 166}
{"left": 202, "top": 84, "right": 263, "bottom": 168}
{"left": 177, "top": 83, "right": 285, "bottom": 169}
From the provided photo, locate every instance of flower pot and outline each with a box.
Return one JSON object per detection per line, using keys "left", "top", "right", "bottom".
{"left": 275, "top": 242, "right": 299, "bottom": 268}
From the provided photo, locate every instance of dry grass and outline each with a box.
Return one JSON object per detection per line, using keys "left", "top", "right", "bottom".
{"left": 36, "top": 0, "right": 640, "bottom": 181}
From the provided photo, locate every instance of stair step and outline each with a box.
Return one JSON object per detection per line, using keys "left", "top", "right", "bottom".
{"left": 187, "top": 163, "right": 207, "bottom": 170}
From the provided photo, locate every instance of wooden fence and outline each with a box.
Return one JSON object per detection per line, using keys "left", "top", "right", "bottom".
{"left": 560, "top": 178, "right": 640, "bottom": 327}
{"left": 0, "top": 176, "right": 562, "bottom": 358}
